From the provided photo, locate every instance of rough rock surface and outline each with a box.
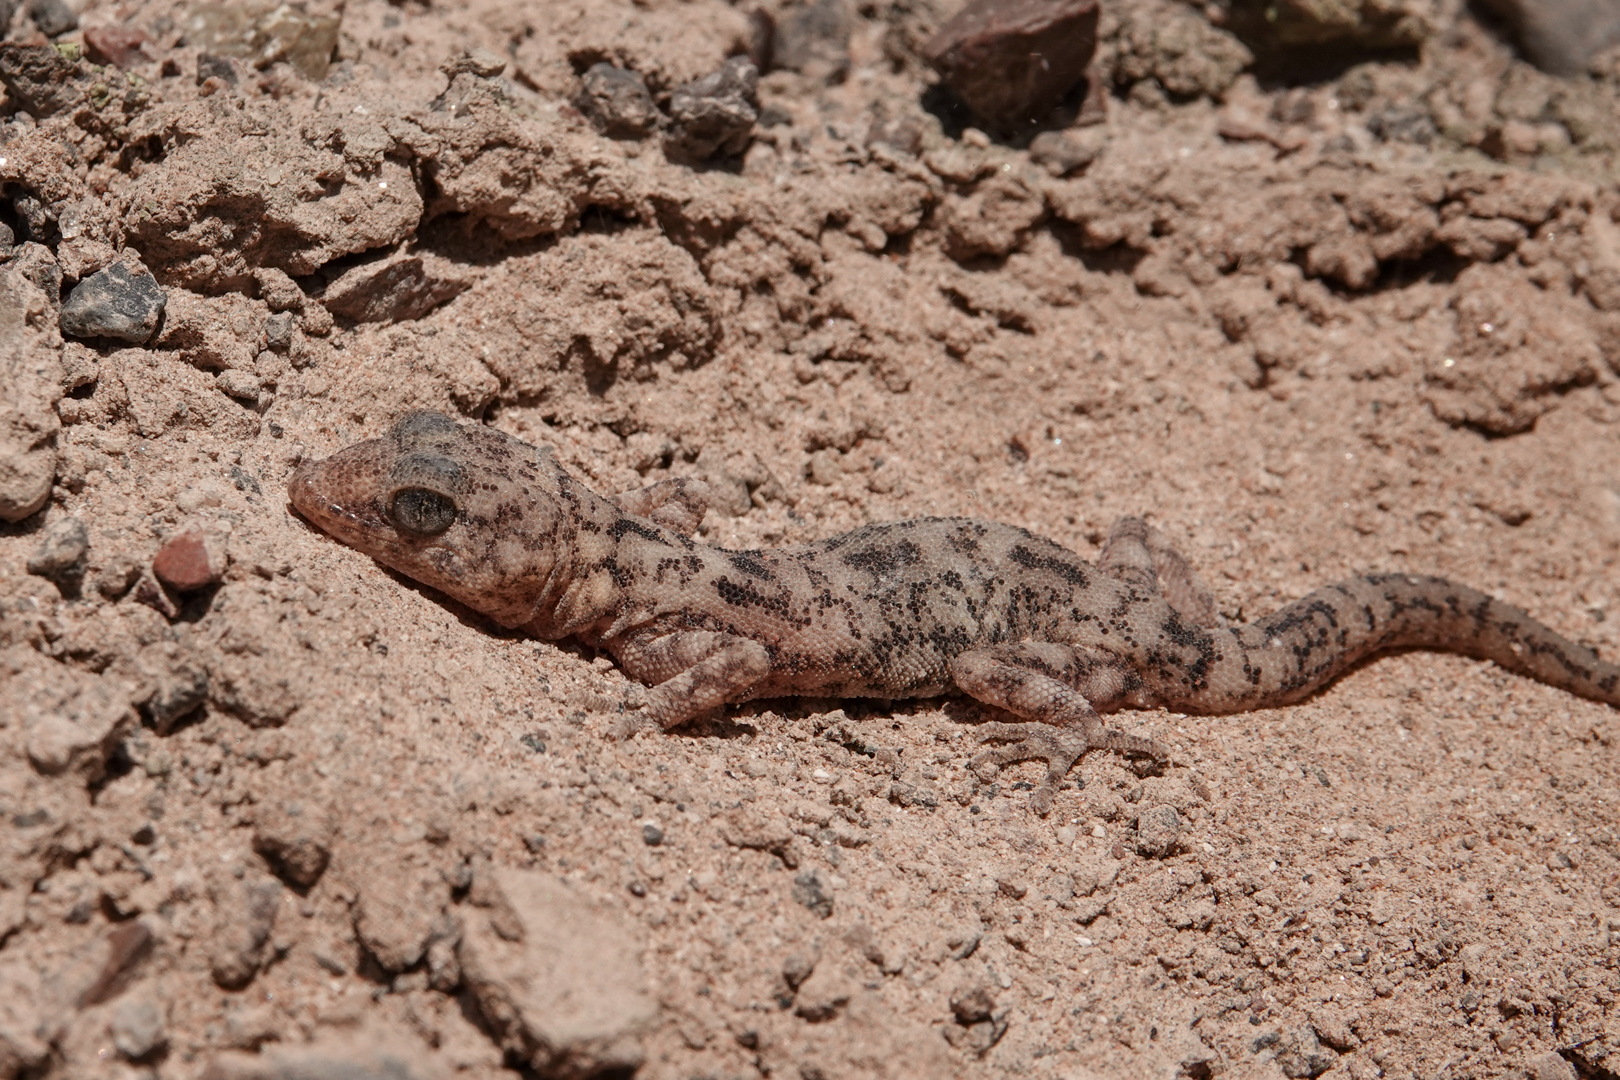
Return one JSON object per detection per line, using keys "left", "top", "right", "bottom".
{"left": 58, "top": 262, "right": 167, "bottom": 344}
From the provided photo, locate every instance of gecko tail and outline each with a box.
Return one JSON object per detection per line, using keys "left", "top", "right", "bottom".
{"left": 1218, "top": 574, "right": 1620, "bottom": 710}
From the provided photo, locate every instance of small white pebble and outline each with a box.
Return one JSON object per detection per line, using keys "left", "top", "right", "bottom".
{"left": 1202, "top": 842, "right": 1215, "bottom": 853}
{"left": 812, "top": 768, "right": 833, "bottom": 783}
{"left": 1075, "top": 935, "right": 1094, "bottom": 947}
{"left": 1091, "top": 824, "right": 1106, "bottom": 838}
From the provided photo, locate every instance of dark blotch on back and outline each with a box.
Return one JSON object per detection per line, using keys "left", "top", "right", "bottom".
{"left": 728, "top": 552, "right": 775, "bottom": 580}
{"left": 843, "top": 540, "right": 922, "bottom": 577}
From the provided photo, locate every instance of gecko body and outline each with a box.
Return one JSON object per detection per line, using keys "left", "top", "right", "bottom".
{"left": 289, "top": 411, "right": 1620, "bottom": 811}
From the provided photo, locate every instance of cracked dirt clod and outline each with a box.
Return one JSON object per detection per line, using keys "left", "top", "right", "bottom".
{"left": 458, "top": 868, "right": 656, "bottom": 1077}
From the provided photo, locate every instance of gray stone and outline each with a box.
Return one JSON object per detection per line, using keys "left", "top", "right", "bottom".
{"left": 264, "top": 312, "right": 296, "bottom": 352}
{"left": 772, "top": 0, "right": 852, "bottom": 81}
{"left": 28, "top": 0, "right": 77, "bottom": 36}
{"left": 575, "top": 63, "right": 660, "bottom": 139}
{"left": 458, "top": 867, "right": 656, "bottom": 1077}
{"left": 1476, "top": 0, "right": 1620, "bottom": 76}
{"left": 665, "top": 56, "right": 759, "bottom": 161}
{"left": 59, "top": 263, "right": 167, "bottom": 344}
{"left": 1271, "top": 1026, "right": 1335, "bottom": 1078}
{"left": 26, "top": 515, "right": 88, "bottom": 577}
{"left": 112, "top": 998, "right": 165, "bottom": 1059}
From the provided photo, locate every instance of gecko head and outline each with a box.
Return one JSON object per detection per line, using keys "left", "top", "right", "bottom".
{"left": 288, "top": 410, "right": 572, "bottom": 627}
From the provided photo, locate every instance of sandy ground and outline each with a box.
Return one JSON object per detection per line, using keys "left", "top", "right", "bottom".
{"left": 5, "top": 0, "right": 1620, "bottom": 1076}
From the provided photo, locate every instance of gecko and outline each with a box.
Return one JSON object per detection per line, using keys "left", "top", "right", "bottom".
{"left": 288, "top": 410, "right": 1620, "bottom": 812}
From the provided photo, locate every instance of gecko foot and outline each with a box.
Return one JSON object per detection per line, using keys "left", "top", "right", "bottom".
{"left": 972, "top": 721, "right": 1170, "bottom": 815}
{"left": 609, "top": 707, "right": 661, "bottom": 740}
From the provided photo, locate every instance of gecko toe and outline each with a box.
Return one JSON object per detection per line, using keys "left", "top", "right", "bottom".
{"left": 971, "top": 722, "right": 1091, "bottom": 815}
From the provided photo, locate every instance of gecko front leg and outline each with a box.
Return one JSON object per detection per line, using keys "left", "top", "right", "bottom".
{"left": 613, "top": 630, "right": 770, "bottom": 731}
{"left": 951, "top": 643, "right": 1166, "bottom": 815}
{"left": 611, "top": 478, "right": 713, "bottom": 536}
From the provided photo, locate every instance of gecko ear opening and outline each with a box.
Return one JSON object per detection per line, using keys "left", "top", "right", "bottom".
{"left": 390, "top": 488, "right": 458, "bottom": 537}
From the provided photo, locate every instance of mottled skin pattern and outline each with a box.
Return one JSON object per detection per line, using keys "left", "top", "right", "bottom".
{"left": 289, "top": 412, "right": 1620, "bottom": 812}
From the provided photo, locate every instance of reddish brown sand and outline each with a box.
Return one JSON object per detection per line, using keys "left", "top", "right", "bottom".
{"left": 5, "top": 0, "right": 1620, "bottom": 1077}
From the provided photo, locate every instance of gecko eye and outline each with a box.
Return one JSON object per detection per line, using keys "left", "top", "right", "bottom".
{"left": 390, "top": 488, "right": 457, "bottom": 537}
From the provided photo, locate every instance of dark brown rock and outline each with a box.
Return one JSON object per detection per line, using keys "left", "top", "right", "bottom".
{"left": 922, "top": 0, "right": 1099, "bottom": 130}
{"left": 574, "top": 63, "right": 661, "bottom": 139}
{"left": 82, "top": 26, "right": 151, "bottom": 69}
{"left": 152, "top": 530, "right": 228, "bottom": 592}
{"left": 665, "top": 56, "right": 759, "bottom": 161}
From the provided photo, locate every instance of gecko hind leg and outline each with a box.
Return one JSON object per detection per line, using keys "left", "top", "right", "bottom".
{"left": 950, "top": 646, "right": 1168, "bottom": 815}
{"left": 1098, "top": 516, "right": 1224, "bottom": 629}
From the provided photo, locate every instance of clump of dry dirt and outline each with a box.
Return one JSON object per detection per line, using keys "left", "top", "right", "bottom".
{"left": 4, "top": 0, "right": 1620, "bottom": 1076}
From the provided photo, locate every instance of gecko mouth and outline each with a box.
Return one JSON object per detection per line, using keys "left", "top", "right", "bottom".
{"left": 288, "top": 458, "right": 388, "bottom": 542}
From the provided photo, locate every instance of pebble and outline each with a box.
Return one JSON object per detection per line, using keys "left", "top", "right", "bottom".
{"left": 26, "top": 514, "right": 88, "bottom": 578}
{"left": 152, "top": 529, "right": 229, "bottom": 592}
{"left": 58, "top": 262, "right": 167, "bottom": 344}
{"left": 641, "top": 823, "right": 665, "bottom": 846}
{"left": 252, "top": 798, "right": 334, "bottom": 887}
{"left": 1028, "top": 129, "right": 1101, "bottom": 176}
{"left": 574, "top": 63, "right": 661, "bottom": 139}
{"left": 111, "top": 998, "right": 165, "bottom": 1059}
{"left": 665, "top": 56, "right": 760, "bottom": 161}
{"left": 742, "top": 758, "right": 769, "bottom": 778}
{"left": 264, "top": 311, "right": 296, "bottom": 352}
{"left": 995, "top": 875, "right": 1028, "bottom": 899}
{"left": 1525, "top": 1051, "right": 1579, "bottom": 1080}
{"left": 922, "top": 0, "right": 1100, "bottom": 129}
